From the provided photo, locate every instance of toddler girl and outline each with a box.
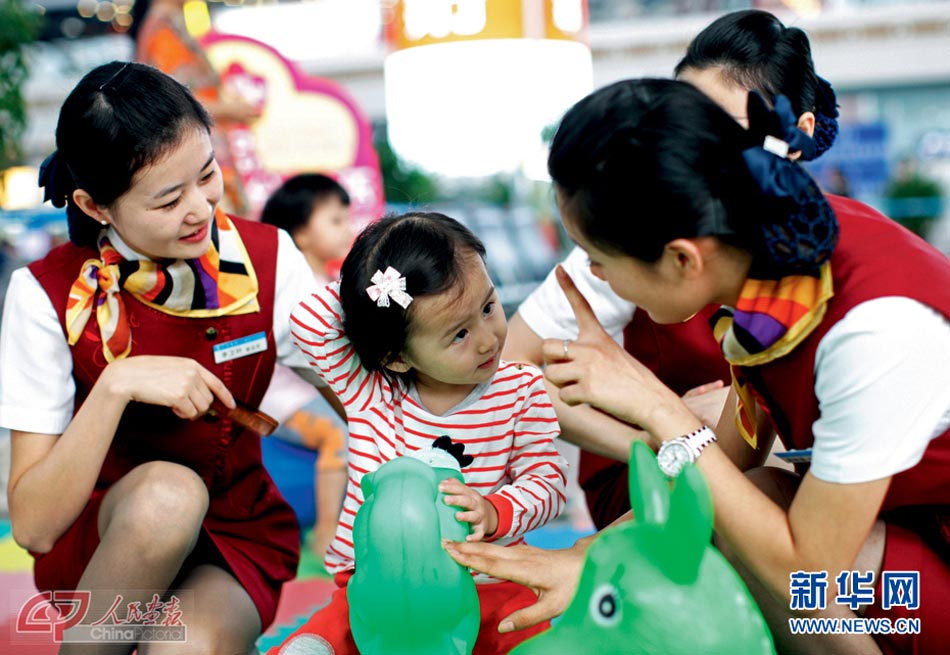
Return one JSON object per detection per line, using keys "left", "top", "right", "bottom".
{"left": 276, "top": 212, "right": 568, "bottom": 654}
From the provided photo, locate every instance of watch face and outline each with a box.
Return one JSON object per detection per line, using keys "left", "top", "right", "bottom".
{"left": 658, "top": 441, "right": 692, "bottom": 477}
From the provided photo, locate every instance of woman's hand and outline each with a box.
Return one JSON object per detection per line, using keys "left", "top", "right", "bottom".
{"left": 102, "top": 356, "right": 235, "bottom": 419}
{"left": 8, "top": 356, "right": 232, "bottom": 552}
{"left": 541, "top": 267, "right": 696, "bottom": 441}
{"left": 444, "top": 536, "right": 591, "bottom": 632}
{"left": 682, "top": 380, "right": 729, "bottom": 431}
{"left": 439, "top": 478, "right": 498, "bottom": 541}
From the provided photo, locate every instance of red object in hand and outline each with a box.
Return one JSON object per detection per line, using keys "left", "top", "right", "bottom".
{"left": 207, "top": 398, "right": 278, "bottom": 436}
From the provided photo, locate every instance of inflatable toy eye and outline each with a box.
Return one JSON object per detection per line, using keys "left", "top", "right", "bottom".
{"left": 589, "top": 583, "right": 622, "bottom": 627}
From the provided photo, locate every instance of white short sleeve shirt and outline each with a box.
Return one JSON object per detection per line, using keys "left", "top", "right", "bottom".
{"left": 809, "top": 297, "right": 950, "bottom": 484}
{"left": 516, "top": 246, "right": 636, "bottom": 345}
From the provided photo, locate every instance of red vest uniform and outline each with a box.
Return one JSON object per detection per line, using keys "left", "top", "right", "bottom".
{"left": 579, "top": 304, "right": 730, "bottom": 528}
{"left": 744, "top": 196, "right": 950, "bottom": 511}
{"left": 27, "top": 218, "right": 299, "bottom": 628}
{"left": 741, "top": 196, "right": 950, "bottom": 655}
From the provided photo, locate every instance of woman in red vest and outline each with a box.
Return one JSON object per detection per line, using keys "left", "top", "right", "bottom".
{"left": 0, "top": 62, "right": 313, "bottom": 653}
{"left": 449, "top": 79, "right": 950, "bottom": 655}
{"left": 506, "top": 9, "right": 841, "bottom": 529}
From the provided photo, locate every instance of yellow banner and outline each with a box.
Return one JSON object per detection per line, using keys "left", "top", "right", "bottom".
{"left": 385, "top": 0, "right": 587, "bottom": 51}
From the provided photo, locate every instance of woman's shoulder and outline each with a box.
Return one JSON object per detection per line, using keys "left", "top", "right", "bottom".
{"left": 228, "top": 214, "right": 279, "bottom": 237}
{"left": 826, "top": 193, "right": 900, "bottom": 232}
{"left": 3, "top": 265, "right": 66, "bottom": 342}
{"left": 28, "top": 241, "right": 95, "bottom": 284}
{"left": 227, "top": 215, "right": 281, "bottom": 259}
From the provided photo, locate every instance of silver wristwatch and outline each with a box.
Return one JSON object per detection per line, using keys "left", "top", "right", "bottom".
{"left": 656, "top": 426, "right": 717, "bottom": 478}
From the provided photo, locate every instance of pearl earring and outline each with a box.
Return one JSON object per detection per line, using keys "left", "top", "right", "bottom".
{"left": 100, "top": 220, "right": 108, "bottom": 226}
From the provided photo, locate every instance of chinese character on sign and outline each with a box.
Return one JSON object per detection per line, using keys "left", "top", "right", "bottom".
{"left": 835, "top": 570, "right": 875, "bottom": 610}
{"left": 881, "top": 571, "right": 920, "bottom": 610}
{"left": 790, "top": 571, "right": 828, "bottom": 610}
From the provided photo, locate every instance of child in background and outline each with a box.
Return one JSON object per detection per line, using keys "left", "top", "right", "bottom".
{"left": 260, "top": 173, "right": 353, "bottom": 279}
{"left": 259, "top": 173, "right": 353, "bottom": 559}
{"left": 275, "top": 212, "right": 568, "bottom": 654}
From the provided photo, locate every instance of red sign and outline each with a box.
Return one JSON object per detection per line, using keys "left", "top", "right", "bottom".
{"left": 203, "top": 33, "right": 385, "bottom": 228}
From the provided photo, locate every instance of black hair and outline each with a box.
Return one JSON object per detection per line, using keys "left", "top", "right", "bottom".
{"left": 43, "top": 61, "right": 212, "bottom": 248}
{"left": 675, "top": 10, "right": 837, "bottom": 156}
{"left": 339, "top": 212, "right": 486, "bottom": 388}
{"left": 548, "top": 79, "right": 769, "bottom": 266}
{"left": 260, "top": 173, "right": 350, "bottom": 236}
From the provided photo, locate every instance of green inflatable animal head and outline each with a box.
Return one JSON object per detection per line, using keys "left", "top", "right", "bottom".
{"left": 510, "top": 441, "right": 775, "bottom": 655}
{"left": 348, "top": 438, "right": 480, "bottom": 655}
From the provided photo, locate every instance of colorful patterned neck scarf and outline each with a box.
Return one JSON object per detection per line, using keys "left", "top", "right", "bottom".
{"left": 65, "top": 208, "right": 259, "bottom": 362}
{"left": 711, "top": 262, "right": 834, "bottom": 448}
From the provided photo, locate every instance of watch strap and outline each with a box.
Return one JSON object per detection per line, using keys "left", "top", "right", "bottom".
{"left": 683, "top": 425, "right": 717, "bottom": 459}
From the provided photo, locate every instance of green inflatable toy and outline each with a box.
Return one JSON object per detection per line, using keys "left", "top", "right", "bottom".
{"left": 510, "top": 441, "right": 776, "bottom": 655}
{"left": 348, "top": 437, "right": 480, "bottom": 655}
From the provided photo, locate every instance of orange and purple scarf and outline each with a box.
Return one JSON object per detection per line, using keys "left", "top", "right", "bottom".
{"left": 712, "top": 262, "right": 834, "bottom": 448}
{"left": 65, "top": 208, "right": 259, "bottom": 362}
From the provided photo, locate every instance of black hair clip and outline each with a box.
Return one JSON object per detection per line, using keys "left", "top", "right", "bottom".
{"left": 99, "top": 62, "right": 130, "bottom": 92}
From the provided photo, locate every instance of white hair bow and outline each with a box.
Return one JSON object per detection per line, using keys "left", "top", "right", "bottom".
{"left": 365, "top": 266, "right": 413, "bottom": 309}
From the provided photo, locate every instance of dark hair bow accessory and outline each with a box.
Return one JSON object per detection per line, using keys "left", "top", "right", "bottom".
{"left": 432, "top": 435, "right": 474, "bottom": 468}
{"left": 748, "top": 92, "right": 818, "bottom": 161}
{"left": 38, "top": 150, "right": 70, "bottom": 208}
{"left": 742, "top": 92, "right": 838, "bottom": 273}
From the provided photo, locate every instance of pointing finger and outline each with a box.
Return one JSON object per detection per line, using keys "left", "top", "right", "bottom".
{"left": 555, "top": 265, "right": 606, "bottom": 337}
{"left": 198, "top": 365, "right": 235, "bottom": 409}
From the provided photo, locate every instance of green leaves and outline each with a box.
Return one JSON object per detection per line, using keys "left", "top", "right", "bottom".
{"left": 0, "top": 0, "right": 41, "bottom": 169}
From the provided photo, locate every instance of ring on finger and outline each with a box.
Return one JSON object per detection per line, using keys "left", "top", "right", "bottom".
{"left": 563, "top": 339, "right": 571, "bottom": 359}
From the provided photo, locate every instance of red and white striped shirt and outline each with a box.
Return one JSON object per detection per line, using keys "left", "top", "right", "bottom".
{"left": 291, "top": 282, "right": 568, "bottom": 576}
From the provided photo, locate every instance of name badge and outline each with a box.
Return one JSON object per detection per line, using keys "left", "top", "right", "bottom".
{"left": 213, "top": 331, "right": 268, "bottom": 364}
{"left": 775, "top": 448, "right": 813, "bottom": 464}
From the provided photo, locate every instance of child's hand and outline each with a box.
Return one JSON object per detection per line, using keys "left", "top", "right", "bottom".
{"left": 439, "top": 478, "right": 498, "bottom": 542}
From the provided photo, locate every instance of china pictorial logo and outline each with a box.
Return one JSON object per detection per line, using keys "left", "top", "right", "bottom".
{"left": 16, "top": 590, "right": 187, "bottom": 644}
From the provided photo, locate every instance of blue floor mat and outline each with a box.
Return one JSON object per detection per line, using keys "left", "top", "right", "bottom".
{"left": 261, "top": 437, "right": 318, "bottom": 529}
